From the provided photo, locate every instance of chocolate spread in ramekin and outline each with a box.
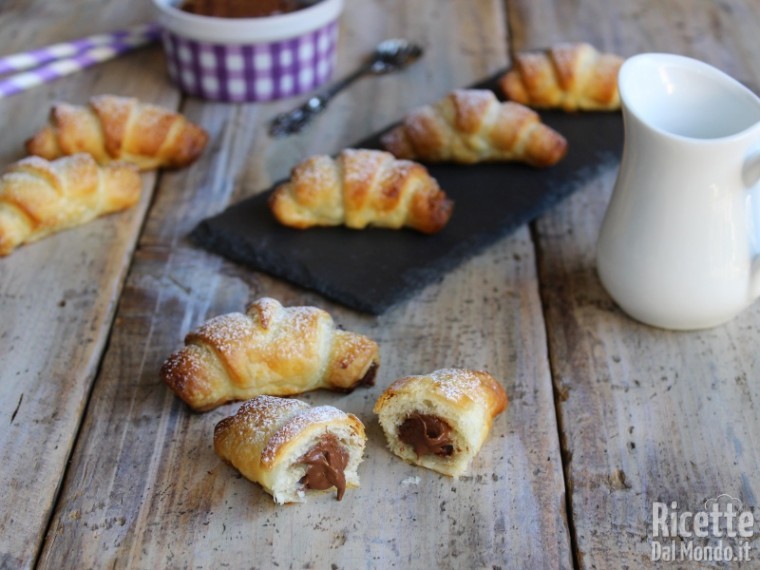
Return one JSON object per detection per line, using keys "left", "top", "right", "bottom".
{"left": 180, "top": 0, "right": 309, "bottom": 18}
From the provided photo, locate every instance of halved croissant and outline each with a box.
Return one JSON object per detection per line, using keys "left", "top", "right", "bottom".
{"left": 26, "top": 95, "right": 208, "bottom": 170}
{"left": 214, "top": 396, "right": 367, "bottom": 504}
{"left": 374, "top": 368, "right": 508, "bottom": 477}
{"left": 0, "top": 154, "right": 140, "bottom": 256}
{"left": 499, "top": 42, "right": 623, "bottom": 111}
{"left": 269, "top": 149, "right": 453, "bottom": 234}
{"left": 161, "top": 297, "right": 380, "bottom": 411}
{"left": 381, "top": 89, "right": 567, "bottom": 166}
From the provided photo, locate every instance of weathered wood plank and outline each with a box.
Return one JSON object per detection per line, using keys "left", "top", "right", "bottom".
{"left": 0, "top": 2, "right": 179, "bottom": 568}
{"left": 37, "top": 1, "right": 572, "bottom": 568}
{"left": 508, "top": 0, "right": 760, "bottom": 567}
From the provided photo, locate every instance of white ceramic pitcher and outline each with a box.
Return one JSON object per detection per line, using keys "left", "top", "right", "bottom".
{"left": 597, "top": 53, "right": 760, "bottom": 330}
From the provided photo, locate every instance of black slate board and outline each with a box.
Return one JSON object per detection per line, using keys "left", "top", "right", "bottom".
{"left": 191, "top": 71, "right": 624, "bottom": 315}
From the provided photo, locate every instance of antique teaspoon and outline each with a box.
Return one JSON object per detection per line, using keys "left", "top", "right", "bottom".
{"left": 269, "top": 38, "right": 424, "bottom": 137}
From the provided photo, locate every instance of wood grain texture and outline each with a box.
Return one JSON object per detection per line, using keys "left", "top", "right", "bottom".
{"left": 36, "top": 1, "right": 572, "bottom": 568}
{"left": 0, "top": 2, "right": 178, "bottom": 568}
{"left": 508, "top": 0, "right": 760, "bottom": 567}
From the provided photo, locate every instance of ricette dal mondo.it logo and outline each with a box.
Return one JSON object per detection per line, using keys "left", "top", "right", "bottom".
{"left": 651, "top": 494, "right": 756, "bottom": 562}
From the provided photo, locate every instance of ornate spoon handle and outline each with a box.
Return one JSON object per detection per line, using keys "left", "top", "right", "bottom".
{"left": 268, "top": 65, "right": 369, "bottom": 138}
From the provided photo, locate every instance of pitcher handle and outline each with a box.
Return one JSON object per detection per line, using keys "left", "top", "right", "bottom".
{"left": 747, "top": 144, "right": 760, "bottom": 300}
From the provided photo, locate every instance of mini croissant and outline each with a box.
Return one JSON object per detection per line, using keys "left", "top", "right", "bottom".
{"left": 381, "top": 89, "right": 567, "bottom": 166}
{"left": 26, "top": 95, "right": 208, "bottom": 170}
{"left": 499, "top": 42, "right": 623, "bottom": 111}
{"left": 161, "top": 297, "right": 380, "bottom": 411}
{"left": 269, "top": 149, "right": 453, "bottom": 234}
{"left": 0, "top": 154, "right": 140, "bottom": 256}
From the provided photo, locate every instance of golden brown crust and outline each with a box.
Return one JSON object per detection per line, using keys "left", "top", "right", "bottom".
{"left": 214, "top": 396, "right": 311, "bottom": 468}
{"left": 0, "top": 154, "right": 140, "bottom": 256}
{"left": 499, "top": 42, "right": 623, "bottom": 111}
{"left": 374, "top": 368, "right": 508, "bottom": 419}
{"left": 269, "top": 149, "right": 453, "bottom": 234}
{"left": 25, "top": 95, "right": 209, "bottom": 170}
{"left": 381, "top": 89, "right": 567, "bottom": 166}
{"left": 161, "top": 297, "right": 380, "bottom": 412}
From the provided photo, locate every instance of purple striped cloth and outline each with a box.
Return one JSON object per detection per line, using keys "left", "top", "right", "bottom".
{"left": 0, "top": 23, "right": 160, "bottom": 75}
{"left": 161, "top": 20, "right": 339, "bottom": 102}
{"left": 0, "top": 24, "right": 161, "bottom": 99}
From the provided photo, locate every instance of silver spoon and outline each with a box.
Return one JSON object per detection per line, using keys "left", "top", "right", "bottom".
{"left": 269, "top": 38, "right": 424, "bottom": 138}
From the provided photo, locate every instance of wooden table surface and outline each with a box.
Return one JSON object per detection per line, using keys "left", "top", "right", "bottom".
{"left": 2, "top": 1, "right": 759, "bottom": 569}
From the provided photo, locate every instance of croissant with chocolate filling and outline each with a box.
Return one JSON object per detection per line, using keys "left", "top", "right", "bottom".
{"left": 0, "top": 154, "right": 140, "bottom": 256}
{"left": 214, "top": 396, "right": 367, "bottom": 504}
{"left": 499, "top": 42, "right": 624, "bottom": 111}
{"left": 161, "top": 297, "right": 380, "bottom": 411}
{"left": 380, "top": 89, "right": 567, "bottom": 166}
{"left": 269, "top": 149, "right": 453, "bottom": 234}
{"left": 373, "top": 368, "right": 507, "bottom": 477}
{"left": 26, "top": 95, "right": 208, "bottom": 170}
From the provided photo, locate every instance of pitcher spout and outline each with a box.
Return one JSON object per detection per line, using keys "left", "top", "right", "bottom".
{"left": 619, "top": 53, "right": 760, "bottom": 141}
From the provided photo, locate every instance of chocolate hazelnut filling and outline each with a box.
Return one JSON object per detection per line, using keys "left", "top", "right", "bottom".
{"left": 180, "top": 0, "right": 307, "bottom": 18}
{"left": 331, "top": 361, "right": 379, "bottom": 393}
{"left": 398, "top": 413, "right": 454, "bottom": 458}
{"left": 299, "top": 434, "right": 349, "bottom": 500}
{"left": 356, "top": 362, "right": 379, "bottom": 388}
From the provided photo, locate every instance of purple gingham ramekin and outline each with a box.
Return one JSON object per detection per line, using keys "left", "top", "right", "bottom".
{"left": 152, "top": 0, "right": 343, "bottom": 102}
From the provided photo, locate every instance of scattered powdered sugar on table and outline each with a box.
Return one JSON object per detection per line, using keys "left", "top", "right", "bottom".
{"left": 401, "top": 476, "right": 421, "bottom": 486}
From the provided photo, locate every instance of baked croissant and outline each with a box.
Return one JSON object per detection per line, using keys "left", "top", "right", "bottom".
{"left": 380, "top": 89, "right": 567, "bottom": 166}
{"left": 268, "top": 149, "right": 453, "bottom": 234}
{"left": 214, "top": 395, "right": 367, "bottom": 504}
{"left": 0, "top": 154, "right": 140, "bottom": 256}
{"left": 161, "top": 297, "right": 380, "bottom": 412}
{"left": 374, "top": 368, "right": 507, "bottom": 477}
{"left": 26, "top": 95, "right": 208, "bottom": 170}
{"left": 499, "top": 42, "right": 624, "bottom": 111}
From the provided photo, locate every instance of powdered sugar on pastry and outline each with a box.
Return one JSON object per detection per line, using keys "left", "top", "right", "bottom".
{"left": 262, "top": 406, "right": 347, "bottom": 465}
